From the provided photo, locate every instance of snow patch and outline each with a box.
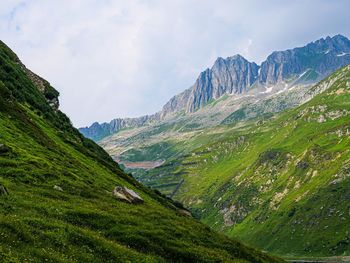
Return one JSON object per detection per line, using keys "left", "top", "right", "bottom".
{"left": 337, "top": 52, "right": 349, "bottom": 57}
{"left": 262, "top": 86, "right": 273, "bottom": 94}
{"left": 298, "top": 70, "right": 309, "bottom": 79}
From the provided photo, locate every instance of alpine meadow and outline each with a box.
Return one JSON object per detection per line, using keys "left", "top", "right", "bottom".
{"left": 2, "top": 1, "right": 350, "bottom": 262}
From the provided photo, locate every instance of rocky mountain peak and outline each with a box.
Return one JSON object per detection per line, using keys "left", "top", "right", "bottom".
{"left": 305, "top": 34, "right": 350, "bottom": 54}
{"left": 186, "top": 54, "right": 259, "bottom": 113}
{"left": 214, "top": 54, "right": 247, "bottom": 64}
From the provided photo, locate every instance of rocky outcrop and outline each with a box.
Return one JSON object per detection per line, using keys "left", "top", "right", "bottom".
{"left": 16, "top": 58, "right": 60, "bottom": 111}
{"left": 113, "top": 186, "right": 144, "bottom": 204}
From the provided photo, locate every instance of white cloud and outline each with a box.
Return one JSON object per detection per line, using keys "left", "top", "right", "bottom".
{"left": 0, "top": 0, "right": 349, "bottom": 126}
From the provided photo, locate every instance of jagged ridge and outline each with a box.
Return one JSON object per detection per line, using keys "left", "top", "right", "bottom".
{"left": 80, "top": 35, "right": 350, "bottom": 141}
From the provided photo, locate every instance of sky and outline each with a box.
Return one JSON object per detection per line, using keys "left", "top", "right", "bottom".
{"left": 0, "top": 0, "right": 350, "bottom": 127}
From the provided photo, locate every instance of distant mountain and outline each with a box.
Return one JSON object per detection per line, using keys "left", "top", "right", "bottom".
{"left": 80, "top": 35, "right": 350, "bottom": 141}
{"left": 79, "top": 115, "right": 154, "bottom": 141}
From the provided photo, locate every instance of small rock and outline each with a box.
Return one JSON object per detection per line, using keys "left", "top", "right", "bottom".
{"left": 53, "top": 185, "right": 63, "bottom": 191}
{"left": 178, "top": 209, "right": 192, "bottom": 217}
{"left": 0, "top": 184, "right": 9, "bottom": 196}
{"left": 317, "top": 115, "right": 326, "bottom": 123}
{"left": 113, "top": 186, "right": 144, "bottom": 204}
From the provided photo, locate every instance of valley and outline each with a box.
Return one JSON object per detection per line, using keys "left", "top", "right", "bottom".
{"left": 81, "top": 35, "right": 350, "bottom": 259}
{"left": 2, "top": 1, "right": 350, "bottom": 262}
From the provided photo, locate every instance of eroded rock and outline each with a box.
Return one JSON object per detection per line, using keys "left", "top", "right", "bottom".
{"left": 113, "top": 186, "right": 144, "bottom": 204}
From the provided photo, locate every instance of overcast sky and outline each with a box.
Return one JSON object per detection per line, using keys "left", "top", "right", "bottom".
{"left": 1, "top": 0, "right": 350, "bottom": 127}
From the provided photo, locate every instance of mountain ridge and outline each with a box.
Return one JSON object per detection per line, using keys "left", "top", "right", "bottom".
{"left": 80, "top": 34, "right": 350, "bottom": 141}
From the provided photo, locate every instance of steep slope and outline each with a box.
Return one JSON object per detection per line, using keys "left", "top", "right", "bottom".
{"left": 146, "top": 65, "right": 350, "bottom": 257}
{"left": 0, "top": 41, "right": 283, "bottom": 262}
{"left": 80, "top": 35, "right": 350, "bottom": 141}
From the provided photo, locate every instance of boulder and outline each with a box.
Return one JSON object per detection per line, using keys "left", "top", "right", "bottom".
{"left": 0, "top": 184, "right": 9, "bottom": 196}
{"left": 113, "top": 186, "right": 144, "bottom": 204}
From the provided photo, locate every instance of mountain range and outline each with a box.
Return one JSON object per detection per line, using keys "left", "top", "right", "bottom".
{"left": 80, "top": 34, "right": 350, "bottom": 141}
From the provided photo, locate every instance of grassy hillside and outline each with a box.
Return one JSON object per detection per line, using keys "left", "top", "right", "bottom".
{"left": 145, "top": 65, "right": 350, "bottom": 258}
{"left": 0, "top": 41, "right": 282, "bottom": 262}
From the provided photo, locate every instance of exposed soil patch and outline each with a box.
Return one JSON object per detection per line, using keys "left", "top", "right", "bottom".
{"left": 114, "top": 157, "right": 165, "bottom": 170}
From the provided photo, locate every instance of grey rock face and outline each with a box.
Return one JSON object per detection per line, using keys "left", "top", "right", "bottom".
{"left": 187, "top": 55, "right": 260, "bottom": 113}
{"left": 160, "top": 88, "right": 192, "bottom": 119}
{"left": 259, "top": 35, "right": 350, "bottom": 85}
{"left": 80, "top": 35, "right": 350, "bottom": 141}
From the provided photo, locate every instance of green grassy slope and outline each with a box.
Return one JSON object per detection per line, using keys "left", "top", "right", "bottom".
{"left": 0, "top": 41, "right": 282, "bottom": 262}
{"left": 146, "top": 65, "right": 350, "bottom": 258}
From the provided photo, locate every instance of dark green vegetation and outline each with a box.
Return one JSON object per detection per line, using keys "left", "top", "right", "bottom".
{"left": 143, "top": 65, "right": 350, "bottom": 258}
{"left": 0, "top": 41, "right": 283, "bottom": 262}
{"left": 120, "top": 142, "right": 175, "bottom": 162}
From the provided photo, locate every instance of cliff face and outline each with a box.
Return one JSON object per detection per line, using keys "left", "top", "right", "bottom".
{"left": 80, "top": 35, "right": 350, "bottom": 141}
{"left": 186, "top": 55, "right": 260, "bottom": 113}
{"left": 259, "top": 35, "right": 350, "bottom": 85}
